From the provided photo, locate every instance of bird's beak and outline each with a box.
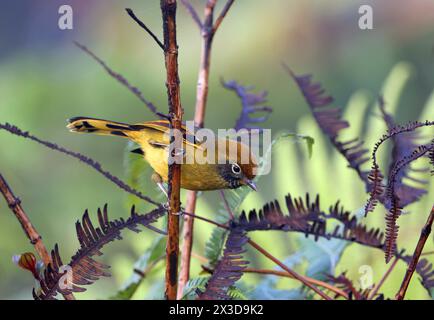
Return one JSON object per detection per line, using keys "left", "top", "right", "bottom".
{"left": 243, "top": 178, "right": 257, "bottom": 191}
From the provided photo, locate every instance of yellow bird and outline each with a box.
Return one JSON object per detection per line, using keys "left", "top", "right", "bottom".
{"left": 67, "top": 117, "right": 258, "bottom": 192}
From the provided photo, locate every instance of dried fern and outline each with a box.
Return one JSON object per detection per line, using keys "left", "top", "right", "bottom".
{"left": 365, "top": 120, "right": 434, "bottom": 215}
{"left": 198, "top": 227, "right": 249, "bottom": 300}
{"left": 235, "top": 193, "right": 434, "bottom": 295}
{"left": 384, "top": 143, "right": 433, "bottom": 262}
{"left": 286, "top": 66, "right": 370, "bottom": 184}
{"left": 222, "top": 79, "right": 272, "bottom": 130}
{"left": 238, "top": 194, "right": 384, "bottom": 250}
{"left": 33, "top": 205, "right": 166, "bottom": 300}
{"left": 326, "top": 272, "right": 366, "bottom": 300}
{"left": 379, "top": 98, "right": 428, "bottom": 207}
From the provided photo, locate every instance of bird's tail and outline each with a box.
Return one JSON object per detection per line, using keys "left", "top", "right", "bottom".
{"left": 67, "top": 117, "right": 142, "bottom": 140}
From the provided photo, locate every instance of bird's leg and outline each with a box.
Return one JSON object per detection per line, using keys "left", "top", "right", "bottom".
{"left": 151, "top": 172, "right": 182, "bottom": 215}
{"left": 152, "top": 172, "right": 168, "bottom": 198}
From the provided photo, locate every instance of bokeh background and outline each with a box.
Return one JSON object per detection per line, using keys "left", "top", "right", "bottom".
{"left": 0, "top": 0, "right": 433, "bottom": 299}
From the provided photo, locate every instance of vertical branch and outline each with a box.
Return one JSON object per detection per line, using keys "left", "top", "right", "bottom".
{"left": 178, "top": 0, "right": 235, "bottom": 298}
{"left": 161, "top": 0, "right": 183, "bottom": 300}
{"left": 396, "top": 206, "right": 434, "bottom": 300}
{"left": 0, "top": 173, "right": 75, "bottom": 300}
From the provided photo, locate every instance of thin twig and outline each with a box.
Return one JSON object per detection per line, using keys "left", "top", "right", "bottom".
{"left": 182, "top": 211, "right": 228, "bottom": 229}
{"left": 180, "top": 0, "right": 203, "bottom": 28}
{"left": 0, "top": 173, "right": 75, "bottom": 300}
{"left": 0, "top": 123, "right": 161, "bottom": 207}
{"left": 178, "top": 0, "right": 235, "bottom": 299}
{"left": 192, "top": 251, "right": 209, "bottom": 263}
{"left": 368, "top": 256, "right": 399, "bottom": 300}
{"left": 220, "top": 190, "right": 235, "bottom": 219}
{"left": 133, "top": 255, "right": 165, "bottom": 279}
{"left": 421, "top": 250, "right": 434, "bottom": 256}
{"left": 125, "top": 8, "right": 165, "bottom": 50}
{"left": 200, "top": 261, "right": 347, "bottom": 299}
{"left": 213, "top": 0, "right": 235, "bottom": 33}
{"left": 247, "top": 239, "right": 333, "bottom": 300}
{"left": 74, "top": 41, "right": 160, "bottom": 116}
{"left": 160, "top": 0, "right": 183, "bottom": 300}
{"left": 239, "top": 268, "right": 348, "bottom": 299}
{"left": 396, "top": 206, "right": 434, "bottom": 300}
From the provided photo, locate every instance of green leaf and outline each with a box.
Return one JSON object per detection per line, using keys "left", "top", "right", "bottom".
{"left": 227, "top": 286, "right": 248, "bottom": 300}
{"left": 181, "top": 277, "right": 210, "bottom": 300}
{"left": 181, "top": 277, "right": 247, "bottom": 300}
{"left": 279, "top": 133, "right": 315, "bottom": 159}
{"left": 204, "top": 220, "right": 229, "bottom": 268}
{"left": 297, "top": 236, "right": 348, "bottom": 281}
{"left": 109, "top": 235, "right": 165, "bottom": 300}
{"left": 109, "top": 282, "right": 141, "bottom": 300}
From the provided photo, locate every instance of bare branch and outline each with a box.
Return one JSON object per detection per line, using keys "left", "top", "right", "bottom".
{"left": 0, "top": 174, "right": 51, "bottom": 265}
{"left": 74, "top": 41, "right": 160, "bottom": 117}
{"left": 368, "top": 256, "right": 399, "bottom": 300}
{"left": 180, "top": 0, "right": 203, "bottom": 28}
{"left": 0, "top": 123, "right": 161, "bottom": 207}
{"left": 213, "top": 0, "right": 235, "bottom": 33}
{"left": 178, "top": 0, "right": 236, "bottom": 298}
{"left": 0, "top": 173, "right": 75, "bottom": 300}
{"left": 125, "top": 8, "right": 165, "bottom": 50}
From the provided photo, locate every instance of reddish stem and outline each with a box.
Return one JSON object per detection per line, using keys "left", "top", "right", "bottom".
{"left": 161, "top": 0, "right": 183, "bottom": 300}
{"left": 396, "top": 206, "right": 434, "bottom": 300}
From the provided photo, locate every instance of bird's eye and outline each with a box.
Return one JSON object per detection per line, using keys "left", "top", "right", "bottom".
{"left": 231, "top": 163, "right": 241, "bottom": 175}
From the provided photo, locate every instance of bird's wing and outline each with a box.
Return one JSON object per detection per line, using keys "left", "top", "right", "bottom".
{"left": 136, "top": 120, "right": 204, "bottom": 149}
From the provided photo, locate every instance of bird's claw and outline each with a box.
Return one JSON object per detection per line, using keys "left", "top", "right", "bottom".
{"left": 162, "top": 202, "right": 183, "bottom": 216}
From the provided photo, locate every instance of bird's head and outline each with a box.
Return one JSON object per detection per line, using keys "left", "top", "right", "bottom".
{"left": 217, "top": 162, "right": 257, "bottom": 191}
{"left": 215, "top": 139, "right": 258, "bottom": 191}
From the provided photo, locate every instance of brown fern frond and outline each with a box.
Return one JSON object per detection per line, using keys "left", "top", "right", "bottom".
{"left": 365, "top": 162, "right": 385, "bottom": 215}
{"left": 238, "top": 194, "right": 384, "bottom": 250}
{"left": 414, "top": 258, "right": 434, "bottom": 293}
{"left": 234, "top": 193, "right": 434, "bottom": 295}
{"left": 33, "top": 205, "right": 166, "bottom": 300}
{"left": 384, "top": 143, "right": 433, "bottom": 262}
{"left": 384, "top": 200, "right": 402, "bottom": 263}
{"left": 198, "top": 227, "right": 249, "bottom": 300}
{"left": 366, "top": 120, "right": 434, "bottom": 205}
{"left": 222, "top": 79, "right": 272, "bottom": 131}
{"left": 378, "top": 98, "right": 429, "bottom": 207}
{"left": 326, "top": 272, "right": 367, "bottom": 300}
{"left": 285, "top": 66, "right": 370, "bottom": 185}
{"left": 364, "top": 121, "right": 434, "bottom": 217}
{"left": 429, "top": 145, "right": 434, "bottom": 175}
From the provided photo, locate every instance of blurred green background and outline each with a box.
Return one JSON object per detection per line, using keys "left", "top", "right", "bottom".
{"left": 0, "top": 0, "right": 433, "bottom": 299}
